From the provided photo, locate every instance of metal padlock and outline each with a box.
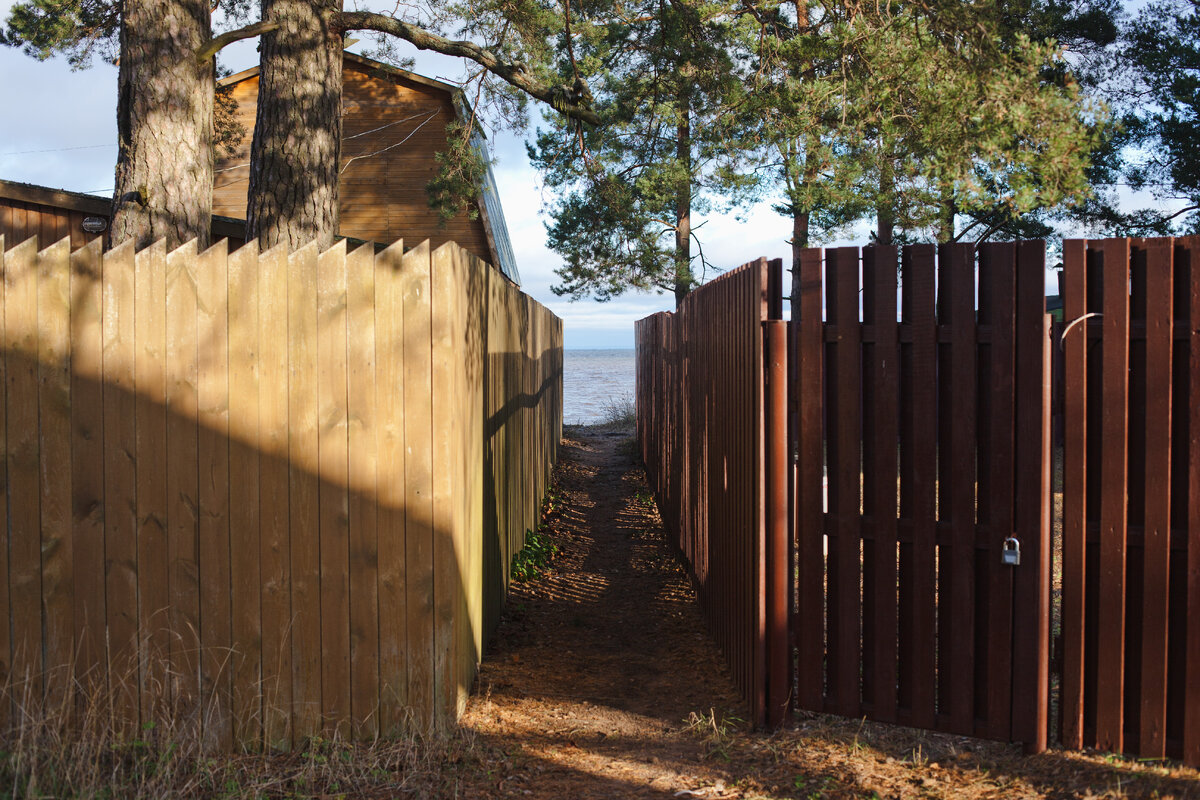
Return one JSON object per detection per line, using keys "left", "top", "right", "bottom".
{"left": 1002, "top": 537, "right": 1021, "bottom": 566}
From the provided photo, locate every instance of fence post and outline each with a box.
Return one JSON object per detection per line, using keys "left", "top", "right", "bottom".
{"left": 764, "top": 319, "right": 789, "bottom": 726}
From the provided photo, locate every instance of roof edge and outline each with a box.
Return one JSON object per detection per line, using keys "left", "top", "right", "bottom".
{"left": 0, "top": 178, "right": 110, "bottom": 216}
{"left": 217, "top": 50, "right": 461, "bottom": 96}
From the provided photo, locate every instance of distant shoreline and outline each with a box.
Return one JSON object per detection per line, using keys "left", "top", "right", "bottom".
{"left": 563, "top": 346, "right": 634, "bottom": 351}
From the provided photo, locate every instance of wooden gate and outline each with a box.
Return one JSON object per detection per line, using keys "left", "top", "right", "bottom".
{"left": 791, "top": 243, "right": 1052, "bottom": 750}
{"left": 1059, "top": 237, "right": 1200, "bottom": 765}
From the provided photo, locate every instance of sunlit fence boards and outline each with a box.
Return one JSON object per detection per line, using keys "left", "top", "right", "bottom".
{"left": 0, "top": 234, "right": 561, "bottom": 748}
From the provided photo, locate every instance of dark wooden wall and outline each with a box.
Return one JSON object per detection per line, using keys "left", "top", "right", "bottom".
{"left": 0, "top": 184, "right": 247, "bottom": 252}
{"left": 0, "top": 195, "right": 106, "bottom": 250}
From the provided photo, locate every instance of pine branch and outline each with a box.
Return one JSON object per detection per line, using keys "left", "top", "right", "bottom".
{"left": 195, "top": 21, "right": 279, "bottom": 64}
{"left": 338, "top": 10, "right": 601, "bottom": 126}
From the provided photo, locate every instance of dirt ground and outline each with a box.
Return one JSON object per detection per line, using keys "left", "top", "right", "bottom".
{"left": 454, "top": 427, "right": 1200, "bottom": 800}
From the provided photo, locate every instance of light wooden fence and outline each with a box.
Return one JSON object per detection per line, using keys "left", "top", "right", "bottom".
{"left": 0, "top": 234, "right": 562, "bottom": 749}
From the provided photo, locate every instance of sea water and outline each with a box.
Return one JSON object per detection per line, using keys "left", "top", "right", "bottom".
{"left": 563, "top": 349, "right": 636, "bottom": 425}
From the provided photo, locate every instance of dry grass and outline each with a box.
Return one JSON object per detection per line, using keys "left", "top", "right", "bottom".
{"left": 0, "top": 666, "right": 493, "bottom": 799}
{"left": 676, "top": 708, "right": 1200, "bottom": 800}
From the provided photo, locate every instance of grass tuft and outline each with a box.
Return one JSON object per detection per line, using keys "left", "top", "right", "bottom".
{"left": 0, "top": 661, "right": 490, "bottom": 798}
{"left": 598, "top": 395, "right": 636, "bottom": 428}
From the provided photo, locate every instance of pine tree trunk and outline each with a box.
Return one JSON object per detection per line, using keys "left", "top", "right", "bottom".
{"left": 937, "top": 187, "right": 956, "bottom": 243}
{"left": 111, "top": 0, "right": 214, "bottom": 250}
{"left": 788, "top": 134, "right": 816, "bottom": 308}
{"left": 246, "top": 0, "right": 343, "bottom": 250}
{"left": 877, "top": 152, "right": 894, "bottom": 246}
{"left": 673, "top": 97, "right": 692, "bottom": 308}
{"left": 790, "top": 207, "right": 810, "bottom": 304}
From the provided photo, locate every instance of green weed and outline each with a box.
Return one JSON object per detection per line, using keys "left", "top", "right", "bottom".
{"left": 511, "top": 527, "right": 559, "bottom": 582}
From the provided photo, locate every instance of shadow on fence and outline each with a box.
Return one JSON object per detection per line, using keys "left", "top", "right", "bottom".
{"left": 0, "top": 234, "right": 562, "bottom": 750}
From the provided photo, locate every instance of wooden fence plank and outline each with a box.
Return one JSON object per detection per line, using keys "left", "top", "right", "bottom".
{"left": 287, "top": 242, "right": 321, "bottom": 740}
{"left": 165, "top": 241, "right": 201, "bottom": 726}
{"left": 465, "top": 249, "right": 488, "bottom": 716}
{"left": 1011, "top": 240, "right": 1051, "bottom": 754}
{"left": 864, "top": 245, "right": 899, "bottom": 723}
{"left": 453, "top": 251, "right": 480, "bottom": 719}
{"left": 134, "top": 240, "right": 170, "bottom": 724}
{"left": 102, "top": 240, "right": 139, "bottom": 731}
{"left": 1096, "top": 238, "right": 1131, "bottom": 753}
{"left": 374, "top": 240, "right": 408, "bottom": 735}
{"left": 1186, "top": 235, "right": 1200, "bottom": 767}
{"left": 197, "top": 240, "right": 233, "bottom": 750}
{"left": 940, "top": 242, "right": 977, "bottom": 735}
{"left": 6, "top": 238, "right": 42, "bottom": 708}
{"left": 317, "top": 243, "right": 351, "bottom": 737}
{"left": 826, "top": 246, "right": 861, "bottom": 718}
{"left": 226, "top": 242, "right": 262, "bottom": 745}
{"left": 38, "top": 238, "right": 74, "bottom": 711}
{"left": 764, "top": 317, "right": 789, "bottom": 726}
{"left": 0, "top": 236, "right": 11, "bottom": 727}
{"left": 1061, "top": 239, "right": 1088, "bottom": 749}
{"left": 754, "top": 261, "right": 769, "bottom": 725}
{"left": 257, "top": 243, "right": 292, "bottom": 750}
{"left": 461, "top": 249, "right": 487, "bottom": 717}
{"left": 902, "top": 244, "right": 937, "bottom": 729}
{"left": 1139, "top": 238, "right": 1174, "bottom": 757}
{"left": 345, "top": 243, "right": 380, "bottom": 738}
{"left": 979, "top": 242, "right": 1016, "bottom": 742}
{"left": 69, "top": 241, "right": 106, "bottom": 702}
{"left": 404, "top": 241, "right": 436, "bottom": 729}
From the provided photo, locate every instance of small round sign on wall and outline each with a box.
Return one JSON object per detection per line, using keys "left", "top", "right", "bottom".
{"left": 82, "top": 217, "right": 108, "bottom": 234}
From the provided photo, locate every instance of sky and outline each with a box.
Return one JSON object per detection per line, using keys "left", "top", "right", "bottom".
{"left": 0, "top": 5, "right": 1172, "bottom": 349}
{"left": 0, "top": 18, "right": 812, "bottom": 350}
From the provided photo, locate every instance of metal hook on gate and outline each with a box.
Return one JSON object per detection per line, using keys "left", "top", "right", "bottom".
{"left": 1059, "top": 312, "right": 1103, "bottom": 350}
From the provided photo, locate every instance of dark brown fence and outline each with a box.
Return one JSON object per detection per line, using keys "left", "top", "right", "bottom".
{"left": 1059, "top": 237, "right": 1200, "bottom": 765}
{"left": 793, "top": 243, "right": 1051, "bottom": 750}
{"left": 634, "top": 258, "right": 785, "bottom": 726}
{"left": 644, "top": 236, "right": 1200, "bottom": 767}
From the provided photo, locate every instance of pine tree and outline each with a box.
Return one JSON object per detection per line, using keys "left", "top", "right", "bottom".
{"left": 1120, "top": 0, "right": 1200, "bottom": 232}
{"left": 532, "top": 0, "right": 1105, "bottom": 305}
{"left": 5, "top": 0, "right": 219, "bottom": 248}
{"left": 4, "top": 0, "right": 601, "bottom": 249}
{"left": 529, "top": 0, "right": 756, "bottom": 305}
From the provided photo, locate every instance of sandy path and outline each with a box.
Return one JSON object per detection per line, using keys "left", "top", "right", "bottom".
{"left": 458, "top": 429, "right": 751, "bottom": 798}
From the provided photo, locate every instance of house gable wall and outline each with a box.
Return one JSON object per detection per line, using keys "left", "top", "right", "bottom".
{"left": 214, "top": 59, "right": 493, "bottom": 261}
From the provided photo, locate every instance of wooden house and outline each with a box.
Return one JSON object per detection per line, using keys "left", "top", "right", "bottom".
{"left": 215, "top": 52, "right": 520, "bottom": 282}
{"left": 2, "top": 53, "right": 520, "bottom": 284}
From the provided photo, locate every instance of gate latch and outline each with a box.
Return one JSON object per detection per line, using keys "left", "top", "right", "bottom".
{"left": 1002, "top": 537, "right": 1021, "bottom": 566}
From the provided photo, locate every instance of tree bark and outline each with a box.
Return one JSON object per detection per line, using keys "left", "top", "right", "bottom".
{"left": 246, "top": 0, "right": 343, "bottom": 250}
{"left": 937, "top": 192, "right": 956, "bottom": 243}
{"left": 111, "top": 0, "right": 214, "bottom": 250}
{"left": 787, "top": 135, "right": 817, "bottom": 308}
{"left": 877, "top": 149, "right": 894, "bottom": 246}
{"left": 674, "top": 96, "right": 692, "bottom": 308}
